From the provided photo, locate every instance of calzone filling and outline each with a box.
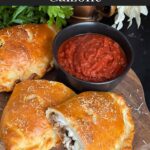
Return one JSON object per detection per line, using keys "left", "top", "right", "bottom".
{"left": 49, "top": 112, "right": 82, "bottom": 150}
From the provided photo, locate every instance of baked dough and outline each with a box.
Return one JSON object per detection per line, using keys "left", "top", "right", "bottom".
{"left": 46, "top": 92, "right": 135, "bottom": 150}
{"left": 0, "top": 80, "right": 75, "bottom": 150}
{"left": 0, "top": 24, "right": 57, "bottom": 92}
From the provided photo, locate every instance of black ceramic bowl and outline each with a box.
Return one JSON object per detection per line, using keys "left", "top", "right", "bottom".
{"left": 53, "top": 22, "right": 134, "bottom": 92}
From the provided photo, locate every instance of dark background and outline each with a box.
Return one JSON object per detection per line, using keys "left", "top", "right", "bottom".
{"left": 102, "top": 7, "right": 150, "bottom": 110}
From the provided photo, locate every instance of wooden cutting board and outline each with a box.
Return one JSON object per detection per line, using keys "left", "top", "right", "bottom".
{"left": 113, "top": 69, "right": 150, "bottom": 150}
{"left": 0, "top": 69, "right": 150, "bottom": 149}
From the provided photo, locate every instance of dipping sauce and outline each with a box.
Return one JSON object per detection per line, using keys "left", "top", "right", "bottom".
{"left": 58, "top": 33, "right": 127, "bottom": 82}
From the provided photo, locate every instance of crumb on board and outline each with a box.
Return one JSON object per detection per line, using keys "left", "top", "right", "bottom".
{"left": 136, "top": 89, "right": 139, "bottom": 93}
{"left": 142, "top": 139, "right": 147, "bottom": 145}
{"left": 133, "top": 102, "right": 144, "bottom": 114}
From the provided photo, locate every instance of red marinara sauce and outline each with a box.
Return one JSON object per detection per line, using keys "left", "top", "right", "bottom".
{"left": 58, "top": 33, "right": 127, "bottom": 82}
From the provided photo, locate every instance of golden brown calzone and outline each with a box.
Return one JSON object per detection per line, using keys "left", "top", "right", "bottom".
{"left": 46, "top": 92, "right": 134, "bottom": 150}
{"left": 0, "top": 80, "right": 75, "bottom": 150}
{"left": 0, "top": 24, "right": 57, "bottom": 92}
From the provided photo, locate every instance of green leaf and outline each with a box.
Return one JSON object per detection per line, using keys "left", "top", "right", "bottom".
{"left": 39, "top": 6, "right": 48, "bottom": 13}
{"left": 0, "top": 6, "right": 74, "bottom": 29}
{"left": 11, "top": 18, "right": 25, "bottom": 24}
{"left": 47, "top": 17, "right": 54, "bottom": 26}
{"left": 12, "top": 6, "right": 28, "bottom": 21}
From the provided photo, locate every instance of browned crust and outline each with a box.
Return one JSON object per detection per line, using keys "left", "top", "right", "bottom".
{"left": 0, "top": 80, "right": 75, "bottom": 150}
{"left": 0, "top": 24, "right": 58, "bottom": 92}
{"left": 47, "top": 92, "right": 135, "bottom": 150}
{"left": 110, "top": 93, "right": 135, "bottom": 150}
{"left": 122, "top": 108, "right": 135, "bottom": 150}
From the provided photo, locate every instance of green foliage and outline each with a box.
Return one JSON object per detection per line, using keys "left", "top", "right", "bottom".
{"left": 0, "top": 6, "right": 73, "bottom": 29}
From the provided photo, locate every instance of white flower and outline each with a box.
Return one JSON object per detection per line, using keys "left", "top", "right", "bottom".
{"left": 112, "top": 6, "right": 148, "bottom": 30}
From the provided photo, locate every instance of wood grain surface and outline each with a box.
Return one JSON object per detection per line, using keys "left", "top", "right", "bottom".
{"left": 113, "top": 69, "right": 150, "bottom": 150}
{"left": 0, "top": 69, "right": 150, "bottom": 150}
